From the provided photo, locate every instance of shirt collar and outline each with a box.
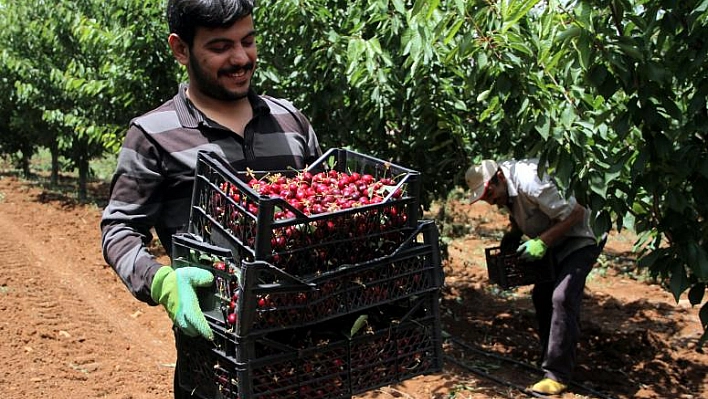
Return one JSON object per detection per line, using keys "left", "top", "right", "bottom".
{"left": 173, "top": 82, "right": 269, "bottom": 129}
{"left": 501, "top": 163, "right": 518, "bottom": 198}
{"left": 173, "top": 83, "right": 200, "bottom": 128}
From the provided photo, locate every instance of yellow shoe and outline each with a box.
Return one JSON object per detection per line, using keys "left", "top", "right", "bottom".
{"left": 530, "top": 378, "right": 567, "bottom": 395}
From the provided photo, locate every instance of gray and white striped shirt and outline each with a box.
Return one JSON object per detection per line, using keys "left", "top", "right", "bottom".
{"left": 100, "top": 83, "right": 322, "bottom": 303}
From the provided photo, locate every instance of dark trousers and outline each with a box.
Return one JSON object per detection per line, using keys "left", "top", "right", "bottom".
{"left": 532, "top": 242, "right": 603, "bottom": 383}
{"left": 173, "top": 326, "right": 196, "bottom": 399}
{"left": 174, "top": 355, "right": 191, "bottom": 398}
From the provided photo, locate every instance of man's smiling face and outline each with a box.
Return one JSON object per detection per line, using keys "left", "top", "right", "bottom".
{"left": 187, "top": 14, "right": 257, "bottom": 102}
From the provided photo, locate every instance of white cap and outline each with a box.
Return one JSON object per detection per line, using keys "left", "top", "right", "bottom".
{"left": 465, "top": 160, "right": 499, "bottom": 203}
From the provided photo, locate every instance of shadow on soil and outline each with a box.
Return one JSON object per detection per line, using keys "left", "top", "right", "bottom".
{"left": 437, "top": 266, "right": 707, "bottom": 399}
{"left": 5, "top": 174, "right": 705, "bottom": 399}
{"left": 428, "top": 198, "right": 707, "bottom": 398}
{"left": 0, "top": 171, "right": 111, "bottom": 209}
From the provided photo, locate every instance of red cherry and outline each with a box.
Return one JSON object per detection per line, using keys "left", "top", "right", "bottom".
{"left": 361, "top": 174, "right": 374, "bottom": 184}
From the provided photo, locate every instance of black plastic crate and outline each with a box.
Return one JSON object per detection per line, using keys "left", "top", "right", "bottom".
{"left": 172, "top": 220, "right": 444, "bottom": 338}
{"left": 176, "top": 293, "right": 443, "bottom": 399}
{"left": 177, "top": 323, "right": 350, "bottom": 399}
{"left": 484, "top": 246, "right": 555, "bottom": 289}
{"left": 187, "top": 149, "right": 421, "bottom": 276}
{"left": 348, "top": 294, "right": 443, "bottom": 395}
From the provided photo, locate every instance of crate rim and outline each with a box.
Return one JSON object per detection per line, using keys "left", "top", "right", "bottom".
{"left": 192, "top": 149, "right": 421, "bottom": 224}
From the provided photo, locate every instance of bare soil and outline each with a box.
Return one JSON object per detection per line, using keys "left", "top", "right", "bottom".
{"left": 0, "top": 174, "right": 705, "bottom": 399}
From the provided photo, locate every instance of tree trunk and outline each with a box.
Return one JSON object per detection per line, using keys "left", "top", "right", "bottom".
{"left": 78, "top": 155, "right": 89, "bottom": 202}
{"left": 19, "top": 140, "right": 33, "bottom": 178}
{"left": 20, "top": 151, "right": 31, "bottom": 178}
{"left": 50, "top": 140, "right": 60, "bottom": 187}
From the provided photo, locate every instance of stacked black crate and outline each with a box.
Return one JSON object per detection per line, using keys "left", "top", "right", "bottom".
{"left": 171, "top": 149, "right": 444, "bottom": 399}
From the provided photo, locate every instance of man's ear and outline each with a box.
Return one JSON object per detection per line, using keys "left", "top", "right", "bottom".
{"left": 168, "top": 33, "right": 189, "bottom": 66}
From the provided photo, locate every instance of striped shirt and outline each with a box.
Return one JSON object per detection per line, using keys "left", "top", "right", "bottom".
{"left": 100, "top": 83, "right": 322, "bottom": 303}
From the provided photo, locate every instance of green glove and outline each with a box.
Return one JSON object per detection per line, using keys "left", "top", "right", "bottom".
{"left": 151, "top": 266, "right": 214, "bottom": 340}
{"left": 516, "top": 238, "right": 548, "bottom": 262}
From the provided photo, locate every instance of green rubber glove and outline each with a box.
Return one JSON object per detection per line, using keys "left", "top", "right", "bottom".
{"left": 516, "top": 238, "right": 548, "bottom": 262}
{"left": 151, "top": 266, "right": 214, "bottom": 340}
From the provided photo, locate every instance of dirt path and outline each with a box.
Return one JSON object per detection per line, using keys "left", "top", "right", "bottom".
{"left": 0, "top": 177, "right": 175, "bottom": 398}
{"left": 0, "top": 174, "right": 706, "bottom": 399}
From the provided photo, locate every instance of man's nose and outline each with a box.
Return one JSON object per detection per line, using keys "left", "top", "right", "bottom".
{"left": 229, "top": 45, "right": 250, "bottom": 64}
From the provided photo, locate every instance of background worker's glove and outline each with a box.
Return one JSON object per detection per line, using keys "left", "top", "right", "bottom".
{"left": 151, "top": 266, "right": 214, "bottom": 341}
{"left": 516, "top": 238, "right": 548, "bottom": 262}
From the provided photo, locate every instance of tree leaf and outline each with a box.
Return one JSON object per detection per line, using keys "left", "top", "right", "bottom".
{"left": 688, "top": 283, "right": 706, "bottom": 306}
{"left": 698, "top": 303, "right": 708, "bottom": 350}
{"left": 557, "top": 25, "right": 581, "bottom": 43}
{"left": 616, "top": 42, "right": 643, "bottom": 61}
{"left": 669, "top": 260, "right": 689, "bottom": 303}
{"left": 350, "top": 314, "right": 368, "bottom": 337}
{"left": 688, "top": 242, "right": 708, "bottom": 279}
{"left": 444, "top": 19, "right": 464, "bottom": 45}
{"left": 593, "top": 210, "right": 612, "bottom": 237}
{"left": 501, "top": 0, "right": 541, "bottom": 34}
{"left": 536, "top": 114, "right": 551, "bottom": 140}
{"left": 476, "top": 89, "right": 491, "bottom": 102}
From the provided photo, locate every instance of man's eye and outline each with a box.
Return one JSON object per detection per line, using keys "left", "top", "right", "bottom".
{"left": 209, "top": 45, "right": 230, "bottom": 53}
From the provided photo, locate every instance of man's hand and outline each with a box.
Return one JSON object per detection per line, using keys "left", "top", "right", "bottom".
{"left": 150, "top": 266, "right": 214, "bottom": 340}
{"left": 516, "top": 238, "right": 548, "bottom": 262}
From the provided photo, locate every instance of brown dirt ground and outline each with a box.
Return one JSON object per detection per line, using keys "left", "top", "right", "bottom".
{"left": 0, "top": 173, "right": 705, "bottom": 399}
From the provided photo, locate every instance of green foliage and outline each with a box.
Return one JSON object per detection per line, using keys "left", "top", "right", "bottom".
{"left": 556, "top": 0, "right": 708, "bottom": 343}
{"left": 255, "top": 0, "right": 472, "bottom": 204}
{"left": 0, "top": 0, "right": 179, "bottom": 198}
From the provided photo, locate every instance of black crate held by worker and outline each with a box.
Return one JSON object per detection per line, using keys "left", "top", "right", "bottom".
{"left": 176, "top": 292, "right": 443, "bottom": 399}
{"left": 187, "top": 149, "right": 422, "bottom": 277}
{"left": 172, "top": 220, "right": 444, "bottom": 338}
{"left": 484, "top": 246, "right": 556, "bottom": 289}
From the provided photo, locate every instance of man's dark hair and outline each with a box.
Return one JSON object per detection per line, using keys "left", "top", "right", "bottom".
{"left": 167, "top": 0, "right": 255, "bottom": 47}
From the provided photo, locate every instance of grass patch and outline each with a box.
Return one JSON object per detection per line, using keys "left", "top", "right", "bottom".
{"left": 1, "top": 149, "right": 117, "bottom": 206}
{"left": 28, "top": 148, "right": 117, "bottom": 182}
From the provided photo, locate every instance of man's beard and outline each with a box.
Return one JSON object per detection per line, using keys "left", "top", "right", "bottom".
{"left": 189, "top": 56, "right": 254, "bottom": 101}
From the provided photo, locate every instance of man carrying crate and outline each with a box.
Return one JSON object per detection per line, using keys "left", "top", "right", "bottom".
{"left": 100, "top": 0, "right": 322, "bottom": 397}
{"left": 465, "top": 159, "right": 605, "bottom": 396}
